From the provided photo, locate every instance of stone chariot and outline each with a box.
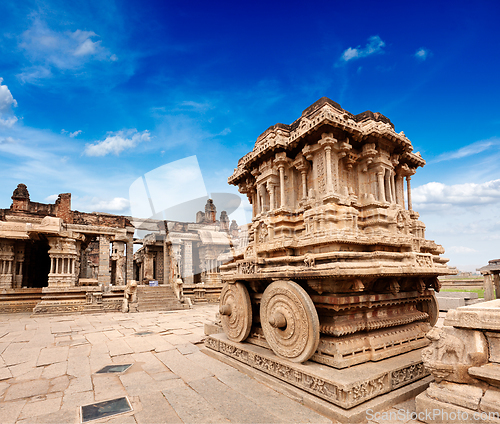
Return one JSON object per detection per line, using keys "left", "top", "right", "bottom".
{"left": 206, "top": 98, "right": 452, "bottom": 418}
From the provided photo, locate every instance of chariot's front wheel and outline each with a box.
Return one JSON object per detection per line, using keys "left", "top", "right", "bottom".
{"left": 219, "top": 282, "right": 252, "bottom": 342}
{"left": 260, "top": 280, "right": 319, "bottom": 363}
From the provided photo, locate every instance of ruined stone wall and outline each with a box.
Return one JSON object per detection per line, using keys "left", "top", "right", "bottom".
{"left": 55, "top": 193, "right": 72, "bottom": 224}
{"left": 72, "top": 212, "right": 132, "bottom": 228}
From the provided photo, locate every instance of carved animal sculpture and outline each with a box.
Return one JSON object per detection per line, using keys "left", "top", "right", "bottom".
{"left": 426, "top": 327, "right": 466, "bottom": 363}
{"left": 304, "top": 254, "right": 315, "bottom": 268}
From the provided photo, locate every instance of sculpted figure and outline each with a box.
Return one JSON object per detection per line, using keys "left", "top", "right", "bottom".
{"left": 423, "top": 327, "right": 465, "bottom": 364}
{"left": 174, "top": 277, "right": 184, "bottom": 301}
{"left": 122, "top": 280, "right": 137, "bottom": 312}
{"left": 422, "top": 326, "right": 487, "bottom": 383}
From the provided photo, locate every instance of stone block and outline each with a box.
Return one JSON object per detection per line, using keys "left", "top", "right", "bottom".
{"left": 468, "top": 363, "right": 500, "bottom": 387}
{"left": 426, "top": 381, "right": 483, "bottom": 410}
{"left": 444, "top": 299, "right": 500, "bottom": 330}
{"left": 480, "top": 387, "right": 500, "bottom": 415}
{"left": 415, "top": 392, "right": 498, "bottom": 423}
{"left": 436, "top": 296, "right": 465, "bottom": 311}
{"left": 486, "top": 332, "right": 500, "bottom": 363}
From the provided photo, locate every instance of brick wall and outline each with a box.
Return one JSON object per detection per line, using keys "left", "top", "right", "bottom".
{"left": 55, "top": 193, "right": 73, "bottom": 223}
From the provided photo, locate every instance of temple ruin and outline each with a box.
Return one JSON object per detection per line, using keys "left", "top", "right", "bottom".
{"left": 0, "top": 184, "right": 136, "bottom": 313}
{"left": 478, "top": 258, "right": 500, "bottom": 301}
{"left": 204, "top": 97, "right": 454, "bottom": 421}
{"left": 133, "top": 199, "right": 242, "bottom": 303}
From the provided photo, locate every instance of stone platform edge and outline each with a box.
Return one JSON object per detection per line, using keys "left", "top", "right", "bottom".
{"left": 204, "top": 333, "right": 431, "bottom": 421}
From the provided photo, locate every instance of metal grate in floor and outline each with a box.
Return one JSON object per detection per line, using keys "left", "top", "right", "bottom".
{"left": 81, "top": 397, "right": 132, "bottom": 422}
{"left": 95, "top": 364, "right": 132, "bottom": 374}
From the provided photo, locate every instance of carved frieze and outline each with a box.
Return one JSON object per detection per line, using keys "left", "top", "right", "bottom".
{"left": 205, "top": 335, "right": 427, "bottom": 409}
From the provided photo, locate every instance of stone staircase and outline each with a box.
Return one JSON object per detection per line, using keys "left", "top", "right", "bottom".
{"left": 135, "top": 285, "right": 184, "bottom": 312}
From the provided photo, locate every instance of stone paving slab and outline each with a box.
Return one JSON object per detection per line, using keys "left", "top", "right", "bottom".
{"left": 0, "top": 304, "right": 429, "bottom": 423}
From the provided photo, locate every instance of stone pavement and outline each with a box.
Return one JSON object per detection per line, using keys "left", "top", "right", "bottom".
{"left": 0, "top": 304, "right": 429, "bottom": 424}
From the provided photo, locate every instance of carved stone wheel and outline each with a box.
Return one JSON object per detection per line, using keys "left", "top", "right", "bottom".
{"left": 260, "top": 280, "right": 320, "bottom": 363}
{"left": 420, "top": 292, "right": 439, "bottom": 327}
{"left": 219, "top": 282, "right": 252, "bottom": 342}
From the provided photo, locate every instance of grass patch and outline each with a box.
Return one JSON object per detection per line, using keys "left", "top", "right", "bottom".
{"left": 441, "top": 288, "right": 485, "bottom": 298}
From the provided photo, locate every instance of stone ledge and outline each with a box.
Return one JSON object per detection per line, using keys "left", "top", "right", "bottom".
{"left": 203, "top": 344, "right": 432, "bottom": 423}
{"left": 204, "top": 333, "right": 429, "bottom": 410}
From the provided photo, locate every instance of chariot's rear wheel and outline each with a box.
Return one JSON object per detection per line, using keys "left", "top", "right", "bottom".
{"left": 419, "top": 292, "right": 439, "bottom": 327}
{"left": 219, "top": 282, "right": 252, "bottom": 342}
{"left": 260, "top": 280, "right": 319, "bottom": 363}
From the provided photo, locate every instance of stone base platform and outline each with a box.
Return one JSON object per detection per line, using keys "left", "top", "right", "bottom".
{"left": 32, "top": 286, "right": 124, "bottom": 315}
{"left": 204, "top": 333, "right": 432, "bottom": 423}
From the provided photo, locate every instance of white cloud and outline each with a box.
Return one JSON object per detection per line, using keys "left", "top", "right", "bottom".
{"left": 431, "top": 137, "right": 500, "bottom": 163}
{"left": 0, "top": 78, "right": 18, "bottom": 128}
{"left": 413, "top": 179, "right": 500, "bottom": 209}
{"left": 44, "top": 194, "right": 59, "bottom": 202}
{"left": 84, "top": 129, "right": 151, "bottom": 156}
{"left": 0, "top": 116, "right": 18, "bottom": 128}
{"left": 18, "top": 18, "right": 116, "bottom": 83}
{"left": 87, "top": 197, "right": 130, "bottom": 213}
{"left": 415, "top": 48, "right": 430, "bottom": 60}
{"left": 69, "top": 130, "right": 82, "bottom": 138}
{"left": 0, "top": 136, "right": 18, "bottom": 144}
{"left": 339, "top": 36, "right": 385, "bottom": 63}
{"left": 218, "top": 128, "right": 231, "bottom": 136}
{"left": 17, "top": 66, "right": 52, "bottom": 84}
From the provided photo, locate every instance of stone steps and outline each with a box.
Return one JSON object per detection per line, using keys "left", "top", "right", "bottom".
{"left": 135, "top": 285, "right": 183, "bottom": 312}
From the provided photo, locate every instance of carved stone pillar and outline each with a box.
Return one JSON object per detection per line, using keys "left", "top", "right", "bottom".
{"left": 0, "top": 241, "right": 14, "bottom": 289}
{"left": 278, "top": 166, "right": 285, "bottom": 208}
{"left": 256, "top": 187, "right": 262, "bottom": 215}
{"left": 325, "top": 146, "right": 333, "bottom": 193}
{"left": 396, "top": 174, "right": 405, "bottom": 208}
{"left": 406, "top": 176, "right": 413, "bottom": 211}
{"left": 98, "top": 235, "right": 111, "bottom": 286}
{"left": 391, "top": 171, "right": 396, "bottom": 203}
{"left": 126, "top": 240, "right": 133, "bottom": 284}
{"left": 484, "top": 273, "right": 495, "bottom": 301}
{"left": 143, "top": 248, "right": 154, "bottom": 282}
{"left": 300, "top": 171, "right": 307, "bottom": 200}
{"left": 494, "top": 273, "right": 500, "bottom": 299}
{"left": 267, "top": 182, "right": 275, "bottom": 211}
{"left": 48, "top": 237, "right": 78, "bottom": 288}
{"left": 384, "top": 170, "right": 392, "bottom": 203}
{"left": 259, "top": 184, "right": 269, "bottom": 212}
{"left": 13, "top": 242, "right": 25, "bottom": 289}
{"left": 377, "top": 171, "right": 385, "bottom": 203}
{"left": 183, "top": 241, "right": 193, "bottom": 284}
{"left": 293, "top": 154, "right": 310, "bottom": 202}
{"left": 111, "top": 241, "right": 126, "bottom": 285}
{"left": 252, "top": 190, "right": 258, "bottom": 217}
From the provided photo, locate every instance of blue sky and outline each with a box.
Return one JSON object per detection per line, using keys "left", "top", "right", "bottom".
{"left": 1, "top": 0, "right": 499, "bottom": 271}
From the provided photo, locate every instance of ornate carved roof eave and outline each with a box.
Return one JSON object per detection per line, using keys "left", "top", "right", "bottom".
{"left": 229, "top": 104, "right": 423, "bottom": 185}
{"left": 230, "top": 119, "right": 361, "bottom": 186}
{"left": 359, "top": 130, "right": 413, "bottom": 152}
{"left": 401, "top": 151, "right": 426, "bottom": 167}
